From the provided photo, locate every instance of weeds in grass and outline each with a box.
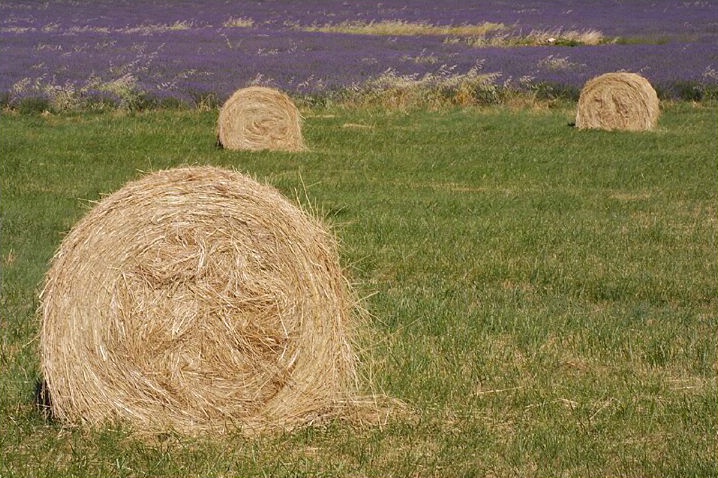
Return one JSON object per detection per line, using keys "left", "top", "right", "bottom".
{"left": 342, "top": 65, "right": 503, "bottom": 109}
{"left": 223, "top": 16, "right": 255, "bottom": 28}
{"left": 448, "top": 27, "right": 607, "bottom": 47}
{"left": 299, "top": 21, "right": 605, "bottom": 47}
{"left": 300, "top": 20, "right": 507, "bottom": 37}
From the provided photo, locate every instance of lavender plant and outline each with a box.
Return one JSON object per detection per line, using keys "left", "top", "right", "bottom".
{"left": 1, "top": 0, "right": 716, "bottom": 110}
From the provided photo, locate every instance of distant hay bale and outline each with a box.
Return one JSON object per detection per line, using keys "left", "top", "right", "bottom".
{"left": 575, "top": 72, "right": 660, "bottom": 131}
{"left": 40, "top": 166, "right": 374, "bottom": 435}
{"left": 217, "top": 86, "right": 306, "bottom": 151}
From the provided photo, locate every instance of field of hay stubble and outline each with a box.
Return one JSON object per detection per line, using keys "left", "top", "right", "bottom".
{"left": 1, "top": 102, "right": 716, "bottom": 477}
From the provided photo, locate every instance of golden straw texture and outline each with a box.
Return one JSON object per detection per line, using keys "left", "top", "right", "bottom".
{"left": 40, "top": 166, "right": 368, "bottom": 435}
{"left": 575, "top": 72, "right": 660, "bottom": 131}
{"left": 217, "top": 86, "right": 306, "bottom": 151}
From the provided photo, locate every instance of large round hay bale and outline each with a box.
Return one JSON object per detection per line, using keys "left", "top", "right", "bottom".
{"left": 575, "top": 72, "right": 660, "bottom": 131}
{"left": 217, "top": 86, "right": 306, "bottom": 151}
{"left": 40, "top": 166, "right": 363, "bottom": 435}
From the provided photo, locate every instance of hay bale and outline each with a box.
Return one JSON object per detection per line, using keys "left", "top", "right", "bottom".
{"left": 217, "top": 86, "right": 306, "bottom": 151}
{"left": 40, "top": 166, "right": 366, "bottom": 435}
{"left": 575, "top": 72, "right": 660, "bottom": 131}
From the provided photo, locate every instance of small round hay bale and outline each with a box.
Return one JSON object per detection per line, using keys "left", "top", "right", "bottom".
{"left": 217, "top": 86, "right": 306, "bottom": 151}
{"left": 40, "top": 166, "right": 363, "bottom": 435}
{"left": 575, "top": 72, "right": 660, "bottom": 131}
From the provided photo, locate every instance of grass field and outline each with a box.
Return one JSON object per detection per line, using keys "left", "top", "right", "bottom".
{"left": 1, "top": 103, "right": 716, "bottom": 477}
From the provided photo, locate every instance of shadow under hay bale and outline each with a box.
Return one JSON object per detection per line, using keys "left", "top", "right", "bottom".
{"left": 34, "top": 379, "right": 53, "bottom": 421}
{"left": 40, "top": 166, "right": 390, "bottom": 435}
{"left": 575, "top": 72, "right": 660, "bottom": 131}
{"left": 217, "top": 86, "right": 306, "bottom": 152}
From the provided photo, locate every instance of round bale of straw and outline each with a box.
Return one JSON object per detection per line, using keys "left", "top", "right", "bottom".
{"left": 217, "top": 86, "right": 306, "bottom": 151}
{"left": 40, "top": 166, "right": 362, "bottom": 435}
{"left": 575, "top": 72, "right": 660, "bottom": 131}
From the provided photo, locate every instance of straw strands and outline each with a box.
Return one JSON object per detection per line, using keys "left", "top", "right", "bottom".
{"left": 575, "top": 72, "right": 660, "bottom": 131}
{"left": 217, "top": 86, "right": 306, "bottom": 151}
{"left": 39, "top": 166, "right": 379, "bottom": 435}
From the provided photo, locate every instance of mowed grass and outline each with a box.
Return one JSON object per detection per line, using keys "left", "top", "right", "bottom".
{"left": 1, "top": 103, "right": 716, "bottom": 477}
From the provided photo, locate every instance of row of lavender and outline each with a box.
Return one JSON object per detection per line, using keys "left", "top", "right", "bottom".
{"left": 2, "top": 0, "right": 717, "bottom": 110}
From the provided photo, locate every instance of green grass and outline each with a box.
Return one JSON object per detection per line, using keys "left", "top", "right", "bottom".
{"left": 1, "top": 103, "right": 716, "bottom": 477}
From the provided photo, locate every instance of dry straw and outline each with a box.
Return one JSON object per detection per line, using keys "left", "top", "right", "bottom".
{"left": 575, "top": 72, "right": 660, "bottom": 131}
{"left": 40, "top": 166, "right": 390, "bottom": 435}
{"left": 217, "top": 86, "right": 306, "bottom": 151}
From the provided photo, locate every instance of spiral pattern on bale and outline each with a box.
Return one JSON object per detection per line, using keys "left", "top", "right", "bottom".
{"left": 217, "top": 86, "right": 306, "bottom": 151}
{"left": 40, "top": 166, "right": 362, "bottom": 435}
{"left": 575, "top": 72, "right": 660, "bottom": 131}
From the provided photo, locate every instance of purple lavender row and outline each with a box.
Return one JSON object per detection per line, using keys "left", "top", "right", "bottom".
{"left": 2, "top": 1, "right": 716, "bottom": 109}
{"left": 3, "top": 1, "right": 715, "bottom": 37}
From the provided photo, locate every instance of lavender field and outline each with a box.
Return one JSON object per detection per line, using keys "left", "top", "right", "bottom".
{"left": 2, "top": 0, "right": 717, "bottom": 110}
